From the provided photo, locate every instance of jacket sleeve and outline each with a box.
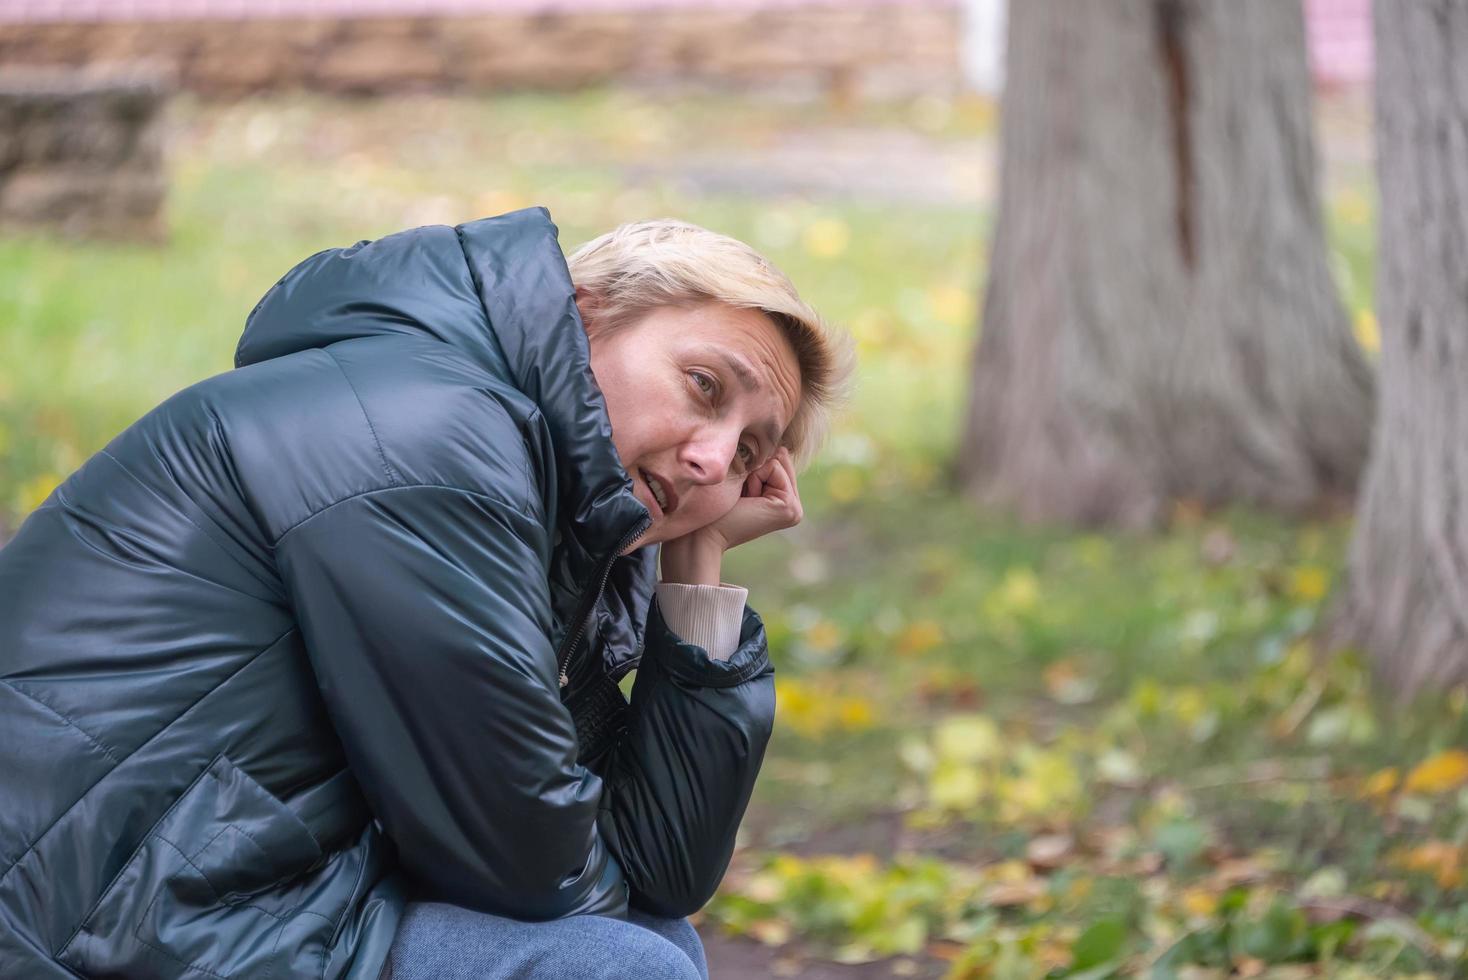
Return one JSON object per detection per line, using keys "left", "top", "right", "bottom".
{"left": 274, "top": 485, "right": 627, "bottom": 921}
{"left": 598, "top": 596, "right": 776, "bottom": 918}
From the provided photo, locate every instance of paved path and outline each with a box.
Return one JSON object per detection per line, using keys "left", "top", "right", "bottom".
{"left": 625, "top": 125, "right": 993, "bottom": 207}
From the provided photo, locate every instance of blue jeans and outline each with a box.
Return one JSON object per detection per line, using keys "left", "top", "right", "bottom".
{"left": 386, "top": 902, "right": 710, "bottom": 980}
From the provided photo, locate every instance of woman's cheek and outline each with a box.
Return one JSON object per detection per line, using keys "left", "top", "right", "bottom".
{"left": 713, "top": 483, "right": 743, "bottom": 519}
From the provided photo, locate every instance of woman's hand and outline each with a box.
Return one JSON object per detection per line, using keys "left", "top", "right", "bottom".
{"left": 659, "top": 448, "right": 803, "bottom": 585}
{"left": 706, "top": 446, "right": 804, "bottom": 552}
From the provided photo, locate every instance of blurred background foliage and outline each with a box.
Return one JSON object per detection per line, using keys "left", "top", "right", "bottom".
{"left": 2, "top": 66, "right": 1461, "bottom": 980}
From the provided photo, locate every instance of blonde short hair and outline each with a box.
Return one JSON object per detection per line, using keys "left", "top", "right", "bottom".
{"left": 567, "top": 219, "right": 853, "bottom": 468}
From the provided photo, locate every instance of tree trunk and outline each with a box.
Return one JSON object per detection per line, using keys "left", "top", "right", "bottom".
{"left": 1335, "top": 0, "right": 1468, "bottom": 696}
{"left": 957, "top": 0, "right": 1373, "bottom": 528}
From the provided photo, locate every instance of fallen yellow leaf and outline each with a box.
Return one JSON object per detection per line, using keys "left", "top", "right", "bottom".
{"left": 818, "top": 853, "right": 879, "bottom": 886}
{"left": 774, "top": 678, "right": 825, "bottom": 737}
{"left": 770, "top": 853, "right": 805, "bottom": 878}
{"left": 1181, "top": 887, "right": 1218, "bottom": 918}
{"left": 986, "top": 567, "right": 1040, "bottom": 617}
{"left": 934, "top": 714, "right": 1001, "bottom": 763}
{"left": 836, "top": 697, "right": 876, "bottom": 730}
{"left": 1288, "top": 565, "right": 1330, "bottom": 603}
{"left": 990, "top": 859, "right": 1033, "bottom": 883}
{"left": 928, "top": 761, "right": 985, "bottom": 811}
{"left": 804, "top": 620, "right": 843, "bottom": 653}
{"left": 1063, "top": 875, "right": 1094, "bottom": 904}
{"left": 895, "top": 620, "right": 944, "bottom": 657}
{"left": 1000, "top": 747, "right": 1083, "bottom": 820}
{"left": 1404, "top": 749, "right": 1468, "bottom": 795}
{"left": 1360, "top": 766, "right": 1399, "bottom": 801}
{"left": 1392, "top": 840, "right": 1463, "bottom": 888}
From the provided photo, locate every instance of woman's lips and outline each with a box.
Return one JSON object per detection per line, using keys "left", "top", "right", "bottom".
{"left": 639, "top": 468, "right": 678, "bottom": 516}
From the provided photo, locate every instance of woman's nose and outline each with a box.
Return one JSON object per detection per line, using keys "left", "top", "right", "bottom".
{"left": 679, "top": 430, "right": 738, "bottom": 484}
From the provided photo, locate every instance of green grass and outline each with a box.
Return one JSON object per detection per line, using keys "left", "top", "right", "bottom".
{"left": 4, "top": 90, "right": 1457, "bottom": 976}
{"left": 0, "top": 90, "right": 984, "bottom": 526}
{"left": 721, "top": 489, "right": 1468, "bottom": 974}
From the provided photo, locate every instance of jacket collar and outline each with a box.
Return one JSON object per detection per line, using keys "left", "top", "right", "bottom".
{"left": 455, "top": 208, "right": 653, "bottom": 585}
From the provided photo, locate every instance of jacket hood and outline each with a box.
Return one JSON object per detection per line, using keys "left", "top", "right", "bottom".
{"left": 235, "top": 207, "right": 654, "bottom": 597}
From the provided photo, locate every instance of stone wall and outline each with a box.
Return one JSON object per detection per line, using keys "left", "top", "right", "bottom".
{"left": 0, "top": 4, "right": 960, "bottom": 100}
{"left": 0, "top": 67, "right": 168, "bottom": 239}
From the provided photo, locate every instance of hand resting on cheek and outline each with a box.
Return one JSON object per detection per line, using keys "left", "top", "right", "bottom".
{"left": 658, "top": 447, "right": 802, "bottom": 586}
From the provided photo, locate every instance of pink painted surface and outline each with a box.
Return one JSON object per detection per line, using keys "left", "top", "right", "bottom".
{"left": 1305, "top": 0, "right": 1373, "bottom": 84}
{"left": 0, "top": 0, "right": 941, "bottom": 22}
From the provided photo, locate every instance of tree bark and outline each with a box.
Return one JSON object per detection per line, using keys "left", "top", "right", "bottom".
{"left": 1335, "top": 0, "right": 1468, "bottom": 696}
{"left": 957, "top": 0, "right": 1373, "bottom": 528}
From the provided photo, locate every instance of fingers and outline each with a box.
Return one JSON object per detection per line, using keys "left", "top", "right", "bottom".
{"left": 710, "top": 449, "right": 803, "bottom": 552}
{"left": 763, "top": 448, "right": 797, "bottom": 495}
{"left": 746, "top": 454, "right": 780, "bottom": 497}
{"left": 759, "top": 448, "right": 802, "bottom": 527}
{"left": 757, "top": 448, "right": 784, "bottom": 483}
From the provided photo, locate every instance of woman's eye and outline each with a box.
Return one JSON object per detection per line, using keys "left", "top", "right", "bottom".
{"left": 737, "top": 443, "right": 755, "bottom": 466}
{"left": 691, "top": 372, "right": 717, "bottom": 396}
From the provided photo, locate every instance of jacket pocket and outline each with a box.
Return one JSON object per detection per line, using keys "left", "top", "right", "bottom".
{"left": 58, "top": 754, "right": 330, "bottom": 979}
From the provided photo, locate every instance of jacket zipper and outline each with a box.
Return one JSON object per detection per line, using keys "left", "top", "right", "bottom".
{"left": 557, "top": 516, "right": 651, "bottom": 688}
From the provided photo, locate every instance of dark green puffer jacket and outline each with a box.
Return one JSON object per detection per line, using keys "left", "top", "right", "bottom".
{"left": 0, "top": 208, "right": 776, "bottom": 979}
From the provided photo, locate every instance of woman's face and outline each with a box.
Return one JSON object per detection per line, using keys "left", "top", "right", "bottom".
{"left": 586, "top": 301, "right": 802, "bottom": 548}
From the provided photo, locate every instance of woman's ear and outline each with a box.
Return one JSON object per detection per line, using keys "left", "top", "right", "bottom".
{"left": 574, "top": 287, "right": 605, "bottom": 338}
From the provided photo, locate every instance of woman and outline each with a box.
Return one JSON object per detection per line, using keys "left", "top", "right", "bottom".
{"left": 0, "top": 207, "right": 850, "bottom": 978}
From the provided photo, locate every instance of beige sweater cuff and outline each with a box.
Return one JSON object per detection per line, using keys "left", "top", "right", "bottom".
{"left": 654, "top": 582, "right": 749, "bottom": 660}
